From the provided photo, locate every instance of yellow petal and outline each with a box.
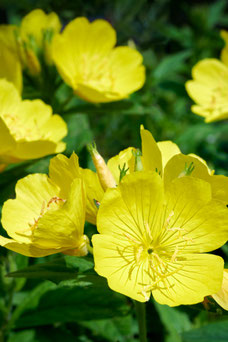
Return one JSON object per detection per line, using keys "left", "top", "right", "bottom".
{"left": 109, "top": 46, "right": 145, "bottom": 95}
{"left": 17, "top": 99, "right": 67, "bottom": 141}
{"left": 1, "top": 174, "right": 60, "bottom": 243}
{"left": 152, "top": 253, "right": 224, "bottom": 306}
{"left": 57, "top": 17, "right": 116, "bottom": 55}
{"left": 191, "top": 58, "right": 228, "bottom": 88}
{"left": 0, "top": 118, "right": 16, "bottom": 156}
{"left": 80, "top": 168, "right": 104, "bottom": 225}
{"left": 12, "top": 140, "right": 61, "bottom": 160}
{"left": 49, "top": 153, "right": 80, "bottom": 198}
{"left": 52, "top": 17, "right": 116, "bottom": 93}
{"left": 107, "top": 147, "right": 136, "bottom": 184}
{"left": 221, "top": 30, "right": 228, "bottom": 66}
{"left": 0, "top": 79, "right": 21, "bottom": 116}
{"left": 157, "top": 141, "right": 181, "bottom": 169}
{"left": 0, "top": 45, "right": 22, "bottom": 92}
{"left": 163, "top": 153, "right": 211, "bottom": 185}
{"left": 209, "top": 175, "right": 228, "bottom": 203}
{"left": 160, "top": 177, "right": 228, "bottom": 253}
{"left": 75, "top": 84, "right": 121, "bottom": 103}
{"left": 188, "top": 153, "right": 213, "bottom": 174}
{"left": 140, "top": 126, "right": 162, "bottom": 174}
{"left": 0, "top": 235, "right": 63, "bottom": 257}
{"left": 33, "top": 178, "right": 86, "bottom": 249}
{"left": 212, "top": 269, "right": 228, "bottom": 310}
{"left": 93, "top": 234, "right": 151, "bottom": 302}
{"left": 0, "top": 25, "right": 18, "bottom": 52}
{"left": 97, "top": 171, "right": 164, "bottom": 242}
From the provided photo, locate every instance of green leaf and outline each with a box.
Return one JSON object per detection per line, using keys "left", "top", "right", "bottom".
{"left": 153, "top": 50, "right": 191, "bottom": 80}
{"left": 207, "top": 0, "right": 227, "bottom": 28}
{"left": 8, "top": 330, "right": 36, "bottom": 342}
{"left": 13, "top": 279, "right": 129, "bottom": 328}
{"left": 8, "top": 281, "right": 56, "bottom": 330}
{"left": 7, "top": 256, "right": 94, "bottom": 284}
{"left": 79, "top": 315, "right": 137, "bottom": 342}
{"left": 8, "top": 327, "right": 81, "bottom": 342}
{"left": 154, "top": 301, "right": 192, "bottom": 342}
{"left": 182, "top": 320, "right": 228, "bottom": 342}
{"left": 8, "top": 253, "right": 29, "bottom": 291}
{"left": 63, "top": 113, "right": 93, "bottom": 154}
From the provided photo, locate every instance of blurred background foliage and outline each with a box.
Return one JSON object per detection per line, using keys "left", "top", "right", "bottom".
{"left": 0, "top": 0, "right": 228, "bottom": 341}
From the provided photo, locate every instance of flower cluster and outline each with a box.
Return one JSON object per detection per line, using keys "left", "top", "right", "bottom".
{"left": 0, "top": 10, "right": 145, "bottom": 102}
{"left": 1, "top": 127, "right": 228, "bottom": 310}
{"left": 0, "top": 9, "right": 227, "bottom": 317}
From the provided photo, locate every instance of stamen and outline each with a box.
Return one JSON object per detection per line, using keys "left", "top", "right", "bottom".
{"left": 170, "top": 246, "right": 179, "bottom": 262}
{"left": 163, "top": 211, "right": 174, "bottom": 230}
{"left": 144, "top": 221, "right": 153, "bottom": 242}
{"left": 47, "top": 196, "right": 66, "bottom": 208}
{"left": 136, "top": 246, "right": 144, "bottom": 263}
{"left": 123, "top": 232, "right": 142, "bottom": 245}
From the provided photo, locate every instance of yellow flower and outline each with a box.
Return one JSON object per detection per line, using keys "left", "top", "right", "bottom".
{"left": 185, "top": 31, "right": 228, "bottom": 122}
{"left": 0, "top": 9, "right": 61, "bottom": 77}
{"left": 92, "top": 171, "right": 228, "bottom": 305}
{"left": 0, "top": 154, "right": 88, "bottom": 257}
{"left": 0, "top": 79, "right": 67, "bottom": 171}
{"left": 185, "top": 29, "right": 228, "bottom": 123}
{"left": 212, "top": 269, "right": 228, "bottom": 310}
{"left": 52, "top": 17, "right": 145, "bottom": 103}
{"left": 185, "top": 59, "right": 228, "bottom": 122}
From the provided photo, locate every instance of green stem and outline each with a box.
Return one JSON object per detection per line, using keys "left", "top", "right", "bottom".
{"left": 87, "top": 244, "right": 93, "bottom": 255}
{"left": 134, "top": 301, "right": 147, "bottom": 342}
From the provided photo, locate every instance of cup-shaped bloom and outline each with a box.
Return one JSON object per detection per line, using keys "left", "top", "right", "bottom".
{"left": 0, "top": 9, "right": 61, "bottom": 77}
{"left": 140, "top": 126, "right": 228, "bottom": 204}
{"left": 52, "top": 17, "right": 145, "bottom": 103}
{"left": 0, "top": 79, "right": 67, "bottom": 170}
{"left": 185, "top": 58, "right": 228, "bottom": 122}
{"left": 0, "top": 170, "right": 88, "bottom": 257}
{"left": 93, "top": 171, "right": 228, "bottom": 305}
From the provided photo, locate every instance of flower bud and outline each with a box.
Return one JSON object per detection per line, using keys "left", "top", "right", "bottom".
{"left": 87, "top": 143, "right": 116, "bottom": 191}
